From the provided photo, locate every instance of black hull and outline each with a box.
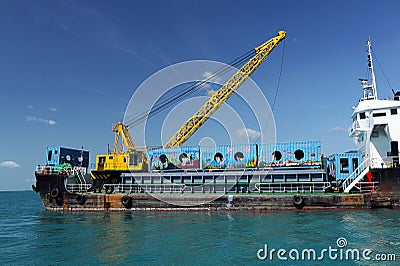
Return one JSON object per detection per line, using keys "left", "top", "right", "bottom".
{"left": 370, "top": 168, "right": 400, "bottom": 208}
{"left": 33, "top": 168, "right": 400, "bottom": 212}
{"left": 33, "top": 172, "right": 68, "bottom": 209}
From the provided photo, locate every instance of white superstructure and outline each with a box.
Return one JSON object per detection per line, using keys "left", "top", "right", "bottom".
{"left": 348, "top": 41, "right": 400, "bottom": 168}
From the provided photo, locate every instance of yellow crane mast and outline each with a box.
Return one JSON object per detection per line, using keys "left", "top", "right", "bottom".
{"left": 112, "top": 122, "right": 135, "bottom": 153}
{"left": 92, "top": 30, "right": 285, "bottom": 177}
{"left": 163, "top": 30, "right": 286, "bottom": 148}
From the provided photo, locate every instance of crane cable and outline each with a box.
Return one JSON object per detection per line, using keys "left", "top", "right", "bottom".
{"left": 124, "top": 49, "right": 256, "bottom": 128}
{"left": 253, "top": 38, "right": 286, "bottom": 144}
{"left": 124, "top": 49, "right": 254, "bottom": 127}
{"left": 371, "top": 48, "right": 396, "bottom": 94}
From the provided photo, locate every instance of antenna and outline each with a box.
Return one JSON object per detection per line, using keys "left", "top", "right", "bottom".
{"left": 366, "top": 40, "right": 377, "bottom": 99}
{"left": 361, "top": 40, "right": 378, "bottom": 100}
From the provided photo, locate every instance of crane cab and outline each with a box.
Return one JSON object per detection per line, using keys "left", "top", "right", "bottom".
{"left": 95, "top": 151, "right": 148, "bottom": 172}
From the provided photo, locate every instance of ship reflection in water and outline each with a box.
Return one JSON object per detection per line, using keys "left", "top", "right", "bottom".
{"left": 27, "top": 205, "right": 399, "bottom": 264}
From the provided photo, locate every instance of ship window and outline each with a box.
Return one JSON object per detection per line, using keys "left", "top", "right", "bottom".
{"left": 47, "top": 150, "right": 52, "bottom": 161}
{"left": 371, "top": 131, "right": 379, "bottom": 138}
{"left": 129, "top": 154, "right": 140, "bottom": 166}
{"left": 340, "top": 158, "right": 349, "bottom": 173}
{"left": 373, "top": 112, "right": 386, "bottom": 117}
{"left": 359, "top": 112, "right": 366, "bottom": 119}
{"left": 391, "top": 108, "right": 397, "bottom": 115}
{"left": 108, "top": 156, "right": 113, "bottom": 160}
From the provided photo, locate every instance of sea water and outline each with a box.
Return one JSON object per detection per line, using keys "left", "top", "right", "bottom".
{"left": 0, "top": 191, "right": 399, "bottom": 265}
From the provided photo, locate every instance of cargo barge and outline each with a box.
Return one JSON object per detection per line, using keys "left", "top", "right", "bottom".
{"left": 33, "top": 35, "right": 400, "bottom": 211}
{"left": 33, "top": 154, "right": 400, "bottom": 211}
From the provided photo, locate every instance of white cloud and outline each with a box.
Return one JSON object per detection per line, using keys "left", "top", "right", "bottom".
{"left": 329, "top": 127, "right": 347, "bottom": 133}
{"left": 202, "top": 71, "right": 221, "bottom": 84}
{"left": 201, "top": 71, "right": 222, "bottom": 96}
{"left": 27, "top": 105, "right": 33, "bottom": 109}
{"left": 237, "top": 128, "right": 262, "bottom": 140}
{"left": 26, "top": 116, "right": 56, "bottom": 126}
{"left": 0, "top": 161, "right": 21, "bottom": 168}
{"left": 49, "top": 107, "right": 57, "bottom": 112}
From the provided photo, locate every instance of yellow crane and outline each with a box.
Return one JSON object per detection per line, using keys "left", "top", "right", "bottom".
{"left": 92, "top": 121, "right": 147, "bottom": 179}
{"left": 92, "top": 30, "right": 286, "bottom": 179}
{"left": 163, "top": 31, "right": 286, "bottom": 148}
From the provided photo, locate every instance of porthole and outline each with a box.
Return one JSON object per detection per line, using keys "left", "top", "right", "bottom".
{"left": 294, "top": 150, "right": 304, "bottom": 160}
{"left": 272, "top": 151, "right": 282, "bottom": 161}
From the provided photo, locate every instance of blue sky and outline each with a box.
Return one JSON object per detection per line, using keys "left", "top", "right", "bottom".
{"left": 1, "top": 0, "right": 400, "bottom": 190}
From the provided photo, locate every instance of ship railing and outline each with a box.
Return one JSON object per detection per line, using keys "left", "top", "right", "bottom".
{"left": 348, "top": 120, "right": 359, "bottom": 136}
{"left": 66, "top": 184, "right": 92, "bottom": 193}
{"left": 35, "top": 165, "right": 88, "bottom": 176}
{"left": 254, "top": 182, "right": 331, "bottom": 193}
{"left": 100, "top": 181, "right": 332, "bottom": 194}
{"left": 370, "top": 156, "right": 399, "bottom": 169}
{"left": 352, "top": 181, "right": 379, "bottom": 193}
{"left": 342, "top": 158, "right": 371, "bottom": 193}
{"left": 35, "top": 165, "right": 56, "bottom": 174}
{"left": 103, "top": 183, "right": 186, "bottom": 194}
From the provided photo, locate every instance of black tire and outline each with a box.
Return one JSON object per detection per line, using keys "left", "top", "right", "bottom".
{"left": 50, "top": 188, "right": 59, "bottom": 198}
{"left": 293, "top": 195, "right": 305, "bottom": 209}
{"left": 55, "top": 196, "right": 64, "bottom": 206}
{"left": 76, "top": 194, "right": 86, "bottom": 205}
{"left": 121, "top": 195, "right": 132, "bottom": 209}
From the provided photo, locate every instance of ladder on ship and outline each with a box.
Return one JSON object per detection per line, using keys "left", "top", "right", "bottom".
{"left": 341, "top": 159, "right": 371, "bottom": 193}
{"left": 65, "top": 168, "right": 92, "bottom": 193}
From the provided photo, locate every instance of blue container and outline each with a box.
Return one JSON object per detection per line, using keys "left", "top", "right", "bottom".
{"left": 46, "top": 147, "right": 89, "bottom": 168}
{"left": 148, "top": 146, "right": 200, "bottom": 171}
{"left": 327, "top": 152, "right": 362, "bottom": 180}
{"left": 201, "top": 144, "right": 257, "bottom": 169}
{"left": 258, "top": 141, "right": 322, "bottom": 168}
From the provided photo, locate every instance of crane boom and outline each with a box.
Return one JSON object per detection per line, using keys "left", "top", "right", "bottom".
{"left": 112, "top": 122, "right": 135, "bottom": 153}
{"left": 163, "top": 30, "right": 286, "bottom": 148}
